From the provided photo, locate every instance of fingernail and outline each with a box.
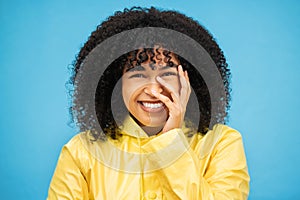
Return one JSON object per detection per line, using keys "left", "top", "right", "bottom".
{"left": 156, "top": 76, "right": 162, "bottom": 81}
{"left": 151, "top": 89, "right": 157, "bottom": 94}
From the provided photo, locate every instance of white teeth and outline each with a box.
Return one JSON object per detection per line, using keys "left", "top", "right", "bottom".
{"left": 142, "top": 102, "right": 163, "bottom": 109}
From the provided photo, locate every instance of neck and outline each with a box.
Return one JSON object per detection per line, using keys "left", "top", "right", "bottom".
{"left": 141, "top": 125, "right": 163, "bottom": 136}
{"left": 129, "top": 114, "right": 164, "bottom": 136}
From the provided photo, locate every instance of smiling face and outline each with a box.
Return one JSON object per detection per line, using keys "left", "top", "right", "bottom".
{"left": 122, "top": 49, "right": 180, "bottom": 128}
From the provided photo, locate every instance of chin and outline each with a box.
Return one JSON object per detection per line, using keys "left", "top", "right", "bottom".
{"left": 130, "top": 109, "right": 168, "bottom": 127}
{"left": 138, "top": 118, "right": 166, "bottom": 127}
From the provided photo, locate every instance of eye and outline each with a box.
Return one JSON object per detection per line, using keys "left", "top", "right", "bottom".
{"left": 160, "top": 72, "right": 177, "bottom": 77}
{"left": 129, "top": 73, "right": 147, "bottom": 78}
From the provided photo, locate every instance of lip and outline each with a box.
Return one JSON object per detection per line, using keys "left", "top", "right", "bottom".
{"left": 138, "top": 101, "right": 166, "bottom": 113}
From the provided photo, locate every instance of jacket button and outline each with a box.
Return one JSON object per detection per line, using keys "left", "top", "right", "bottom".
{"left": 148, "top": 192, "right": 157, "bottom": 199}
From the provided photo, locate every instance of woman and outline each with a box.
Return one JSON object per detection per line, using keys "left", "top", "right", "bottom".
{"left": 47, "top": 7, "right": 250, "bottom": 199}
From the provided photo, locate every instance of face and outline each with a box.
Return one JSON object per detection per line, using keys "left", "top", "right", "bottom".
{"left": 122, "top": 51, "right": 180, "bottom": 128}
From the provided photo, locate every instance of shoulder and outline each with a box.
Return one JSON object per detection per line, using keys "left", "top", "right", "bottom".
{"left": 196, "top": 124, "right": 242, "bottom": 144}
{"left": 208, "top": 124, "right": 244, "bottom": 148}
{"left": 65, "top": 130, "right": 99, "bottom": 149}
{"left": 62, "top": 132, "right": 93, "bottom": 164}
{"left": 192, "top": 124, "right": 244, "bottom": 159}
{"left": 64, "top": 132, "right": 85, "bottom": 150}
{"left": 211, "top": 124, "right": 242, "bottom": 139}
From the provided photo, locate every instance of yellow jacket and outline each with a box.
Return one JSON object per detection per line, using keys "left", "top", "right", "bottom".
{"left": 47, "top": 117, "right": 249, "bottom": 199}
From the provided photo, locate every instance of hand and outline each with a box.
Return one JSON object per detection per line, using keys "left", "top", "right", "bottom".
{"left": 151, "top": 65, "right": 191, "bottom": 133}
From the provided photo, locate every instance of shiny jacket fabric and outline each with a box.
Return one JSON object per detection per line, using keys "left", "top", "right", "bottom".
{"left": 47, "top": 117, "right": 250, "bottom": 199}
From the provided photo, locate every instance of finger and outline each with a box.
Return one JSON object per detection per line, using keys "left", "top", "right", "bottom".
{"left": 178, "top": 65, "right": 190, "bottom": 84}
{"left": 178, "top": 65, "right": 184, "bottom": 76}
{"left": 184, "top": 70, "right": 191, "bottom": 96}
{"left": 151, "top": 89, "right": 177, "bottom": 111}
{"left": 178, "top": 65, "right": 187, "bottom": 86}
{"left": 185, "top": 70, "right": 190, "bottom": 83}
{"left": 156, "top": 76, "right": 180, "bottom": 102}
{"left": 178, "top": 66, "right": 189, "bottom": 101}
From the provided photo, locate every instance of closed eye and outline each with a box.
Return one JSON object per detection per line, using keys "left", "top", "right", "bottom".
{"left": 160, "top": 72, "right": 177, "bottom": 77}
{"left": 129, "top": 73, "right": 147, "bottom": 78}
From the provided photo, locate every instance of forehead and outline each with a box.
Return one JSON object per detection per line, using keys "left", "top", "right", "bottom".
{"left": 125, "top": 63, "right": 177, "bottom": 73}
{"left": 123, "top": 48, "right": 180, "bottom": 72}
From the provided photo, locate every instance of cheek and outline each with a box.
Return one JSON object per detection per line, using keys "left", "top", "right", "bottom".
{"left": 164, "top": 77, "right": 181, "bottom": 93}
{"left": 122, "top": 85, "right": 132, "bottom": 109}
{"left": 122, "top": 81, "right": 141, "bottom": 108}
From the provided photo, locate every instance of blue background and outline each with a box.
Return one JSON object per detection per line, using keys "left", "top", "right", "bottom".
{"left": 1, "top": 0, "right": 299, "bottom": 199}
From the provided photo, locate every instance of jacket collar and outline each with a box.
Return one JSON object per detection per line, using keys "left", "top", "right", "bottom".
{"left": 120, "top": 116, "right": 153, "bottom": 138}
{"left": 120, "top": 115, "right": 193, "bottom": 139}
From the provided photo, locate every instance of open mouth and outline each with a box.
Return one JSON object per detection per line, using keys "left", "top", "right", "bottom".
{"left": 138, "top": 101, "right": 165, "bottom": 112}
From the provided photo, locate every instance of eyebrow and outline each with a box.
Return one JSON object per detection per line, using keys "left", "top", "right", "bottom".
{"left": 159, "top": 65, "right": 177, "bottom": 70}
{"left": 125, "top": 64, "right": 178, "bottom": 72}
{"left": 125, "top": 65, "right": 145, "bottom": 72}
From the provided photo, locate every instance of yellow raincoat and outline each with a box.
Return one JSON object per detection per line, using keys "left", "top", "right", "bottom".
{"left": 47, "top": 117, "right": 249, "bottom": 199}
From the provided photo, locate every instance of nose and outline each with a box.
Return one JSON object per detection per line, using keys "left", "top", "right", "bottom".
{"left": 143, "top": 82, "right": 163, "bottom": 96}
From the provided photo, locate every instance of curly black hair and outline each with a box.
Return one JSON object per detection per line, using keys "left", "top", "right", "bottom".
{"left": 69, "top": 6, "right": 231, "bottom": 140}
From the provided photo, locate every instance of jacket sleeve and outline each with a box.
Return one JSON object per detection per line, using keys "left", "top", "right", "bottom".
{"left": 47, "top": 145, "right": 89, "bottom": 200}
{"left": 142, "top": 125, "right": 250, "bottom": 200}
